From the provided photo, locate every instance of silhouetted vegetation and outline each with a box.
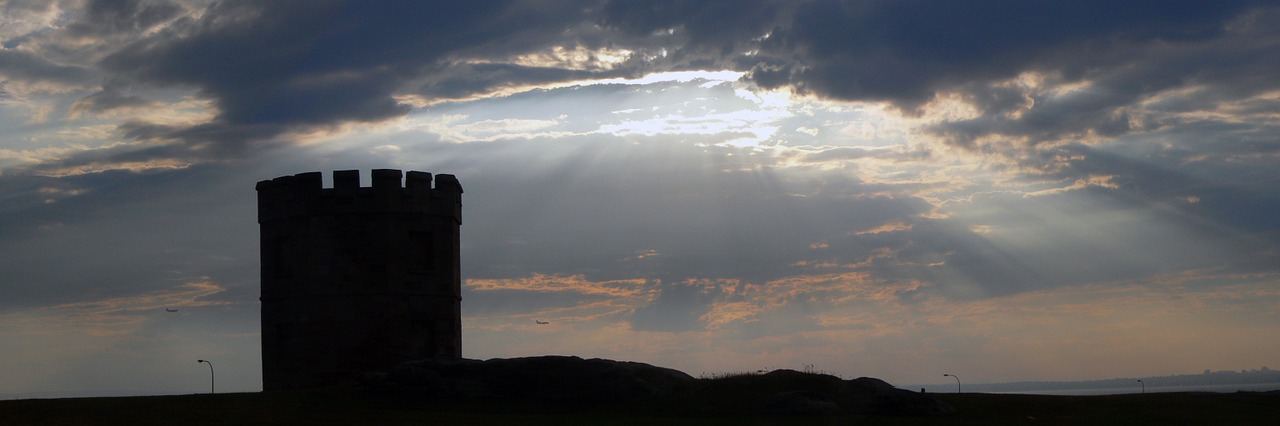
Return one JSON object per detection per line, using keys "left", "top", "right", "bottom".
{"left": 3, "top": 384, "right": 1277, "bottom": 425}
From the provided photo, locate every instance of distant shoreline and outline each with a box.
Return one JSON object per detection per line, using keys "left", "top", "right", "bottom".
{"left": 909, "top": 368, "right": 1280, "bottom": 395}
{"left": 911, "top": 381, "right": 1280, "bottom": 396}
{"left": 981, "top": 382, "right": 1280, "bottom": 396}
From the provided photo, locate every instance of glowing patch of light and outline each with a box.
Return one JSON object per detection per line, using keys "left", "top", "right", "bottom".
{"left": 969, "top": 225, "right": 995, "bottom": 234}
{"left": 596, "top": 109, "right": 784, "bottom": 147}
{"left": 1023, "top": 175, "right": 1119, "bottom": 197}
{"left": 408, "top": 114, "right": 571, "bottom": 143}
{"left": 920, "top": 92, "right": 984, "bottom": 123}
{"left": 853, "top": 221, "right": 914, "bottom": 235}
{"left": 580, "top": 70, "right": 744, "bottom": 87}
{"left": 510, "top": 45, "right": 634, "bottom": 71}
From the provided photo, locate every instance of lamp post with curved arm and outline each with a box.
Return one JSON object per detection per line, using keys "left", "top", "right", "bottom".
{"left": 1137, "top": 379, "right": 1144, "bottom": 394}
{"left": 197, "top": 360, "right": 214, "bottom": 394}
{"left": 943, "top": 373, "right": 961, "bottom": 393}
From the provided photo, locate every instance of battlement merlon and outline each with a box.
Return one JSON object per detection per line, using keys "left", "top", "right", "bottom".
{"left": 255, "top": 169, "right": 462, "bottom": 224}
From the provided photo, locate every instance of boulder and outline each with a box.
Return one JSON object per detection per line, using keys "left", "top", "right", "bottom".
{"left": 842, "top": 376, "right": 956, "bottom": 415}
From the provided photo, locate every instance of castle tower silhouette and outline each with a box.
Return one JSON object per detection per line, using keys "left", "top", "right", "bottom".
{"left": 256, "top": 169, "right": 462, "bottom": 390}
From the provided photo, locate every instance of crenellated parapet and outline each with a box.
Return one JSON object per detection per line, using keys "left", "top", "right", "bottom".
{"left": 255, "top": 169, "right": 462, "bottom": 224}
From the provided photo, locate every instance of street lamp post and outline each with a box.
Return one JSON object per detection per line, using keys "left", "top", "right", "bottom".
{"left": 1137, "top": 379, "right": 1144, "bottom": 394}
{"left": 943, "top": 373, "right": 961, "bottom": 393}
{"left": 197, "top": 359, "right": 214, "bottom": 394}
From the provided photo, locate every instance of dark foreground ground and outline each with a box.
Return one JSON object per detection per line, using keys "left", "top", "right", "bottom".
{"left": 3, "top": 389, "right": 1278, "bottom": 425}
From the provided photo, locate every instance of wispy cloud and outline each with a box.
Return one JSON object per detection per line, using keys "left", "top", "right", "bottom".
{"left": 2, "top": 280, "right": 230, "bottom": 337}
{"left": 467, "top": 274, "right": 649, "bottom": 298}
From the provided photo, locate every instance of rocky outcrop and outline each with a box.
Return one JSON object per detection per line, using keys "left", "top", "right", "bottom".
{"left": 359, "top": 355, "right": 695, "bottom": 403}
{"left": 841, "top": 375, "right": 956, "bottom": 415}
{"left": 686, "top": 369, "right": 954, "bottom": 416}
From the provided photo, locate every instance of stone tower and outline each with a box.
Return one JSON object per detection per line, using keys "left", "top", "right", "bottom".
{"left": 256, "top": 169, "right": 462, "bottom": 391}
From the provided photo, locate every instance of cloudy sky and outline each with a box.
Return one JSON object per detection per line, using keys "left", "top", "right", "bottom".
{"left": 3, "top": 0, "right": 1279, "bottom": 397}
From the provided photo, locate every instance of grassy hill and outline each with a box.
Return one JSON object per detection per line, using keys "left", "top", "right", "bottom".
{"left": 3, "top": 387, "right": 1278, "bottom": 425}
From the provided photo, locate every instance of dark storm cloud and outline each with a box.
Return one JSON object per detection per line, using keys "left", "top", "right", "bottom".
{"left": 69, "top": 83, "right": 154, "bottom": 115}
{"left": 415, "top": 62, "right": 597, "bottom": 99}
{"left": 74, "top": 0, "right": 783, "bottom": 152}
{"left": 65, "top": 0, "right": 184, "bottom": 37}
{"left": 0, "top": 49, "right": 95, "bottom": 87}
{"left": 599, "top": 0, "right": 788, "bottom": 61}
{"left": 1060, "top": 136, "right": 1280, "bottom": 241}
{"left": 76, "top": 0, "right": 1277, "bottom": 159}
{"left": 96, "top": 0, "right": 598, "bottom": 149}
{"left": 752, "top": 0, "right": 1260, "bottom": 108}
{"left": 929, "top": 13, "right": 1280, "bottom": 149}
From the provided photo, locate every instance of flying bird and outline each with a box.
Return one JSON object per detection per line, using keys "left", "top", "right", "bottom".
{"left": 165, "top": 308, "right": 178, "bottom": 312}
{"left": 535, "top": 320, "right": 549, "bottom": 325}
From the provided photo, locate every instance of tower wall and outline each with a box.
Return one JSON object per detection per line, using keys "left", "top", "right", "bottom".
{"left": 256, "top": 169, "right": 462, "bottom": 391}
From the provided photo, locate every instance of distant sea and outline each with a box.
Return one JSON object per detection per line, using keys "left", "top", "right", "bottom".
{"left": 904, "top": 382, "right": 1280, "bottom": 396}
{"left": 986, "top": 382, "right": 1280, "bottom": 396}
{"left": 910, "top": 368, "right": 1280, "bottom": 395}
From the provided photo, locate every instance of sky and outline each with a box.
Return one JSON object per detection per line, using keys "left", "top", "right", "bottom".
{"left": 2, "top": 0, "right": 1279, "bottom": 398}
